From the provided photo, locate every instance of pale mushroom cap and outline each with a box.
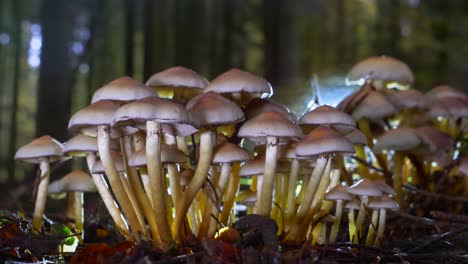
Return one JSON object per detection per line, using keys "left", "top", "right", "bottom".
{"left": 15, "top": 135, "right": 64, "bottom": 163}
{"left": 299, "top": 105, "right": 356, "bottom": 128}
{"left": 295, "top": 126, "right": 355, "bottom": 157}
{"left": 91, "top": 76, "right": 157, "bottom": 104}
{"left": 68, "top": 100, "right": 121, "bottom": 132}
{"left": 413, "top": 126, "right": 453, "bottom": 153}
{"left": 145, "top": 66, "right": 209, "bottom": 89}
{"left": 238, "top": 111, "right": 303, "bottom": 144}
{"left": 245, "top": 98, "right": 296, "bottom": 121}
{"left": 345, "top": 199, "right": 361, "bottom": 210}
{"left": 48, "top": 170, "right": 97, "bottom": 193}
{"left": 373, "top": 127, "right": 421, "bottom": 153}
{"left": 187, "top": 91, "right": 245, "bottom": 127}
{"left": 204, "top": 68, "right": 273, "bottom": 97}
{"left": 239, "top": 155, "right": 265, "bottom": 177}
{"left": 112, "top": 96, "right": 197, "bottom": 136}
{"left": 92, "top": 152, "right": 125, "bottom": 173}
{"left": 279, "top": 142, "right": 302, "bottom": 160}
{"left": 352, "top": 91, "right": 397, "bottom": 121}
{"left": 430, "top": 97, "right": 468, "bottom": 119}
{"left": 128, "top": 144, "right": 187, "bottom": 167}
{"left": 212, "top": 142, "right": 253, "bottom": 164}
{"left": 63, "top": 134, "right": 98, "bottom": 156}
{"left": 373, "top": 179, "right": 396, "bottom": 196}
{"left": 386, "top": 89, "right": 429, "bottom": 110}
{"left": 458, "top": 156, "right": 468, "bottom": 175}
{"left": 426, "top": 85, "right": 467, "bottom": 102}
{"left": 348, "top": 178, "right": 383, "bottom": 197}
{"left": 368, "top": 196, "right": 400, "bottom": 210}
{"left": 344, "top": 128, "right": 368, "bottom": 146}
{"left": 347, "top": 56, "right": 414, "bottom": 84}
{"left": 325, "top": 184, "right": 353, "bottom": 201}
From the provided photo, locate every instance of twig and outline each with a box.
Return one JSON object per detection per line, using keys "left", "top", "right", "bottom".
{"left": 402, "top": 184, "right": 468, "bottom": 203}
{"left": 405, "top": 226, "right": 468, "bottom": 253}
{"left": 350, "top": 155, "right": 387, "bottom": 175}
{"left": 429, "top": 211, "right": 468, "bottom": 223}
{"left": 390, "top": 211, "right": 468, "bottom": 227}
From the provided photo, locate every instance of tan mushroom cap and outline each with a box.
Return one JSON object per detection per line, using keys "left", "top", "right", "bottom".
{"left": 430, "top": 97, "right": 468, "bottom": 119}
{"left": 91, "top": 76, "right": 157, "bottom": 103}
{"left": 368, "top": 196, "right": 399, "bottom": 210}
{"left": 345, "top": 199, "right": 361, "bottom": 210}
{"left": 245, "top": 98, "right": 296, "bottom": 121}
{"left": 458, "top": 155, "right": 468, "bottom": 175}
{"left": 348, "top": 178, "right": 383, "bottom": 197}
{"left": 128, "top": 144, "right": 187, "bottom": 167}
{"left": 63, "top": 134, "right": 98, "bottom": 156}
{"left": 425, "top": 85, "right": 467, "bottom": 102}
{"left": 15, "top": 135, "right": 64, "bottom": 163}
{"left": 413, "top": 126, "right": 453, "bottom": 153}
{"left": 298, "top": 105, "right": 356, "bottom": 133}
{"left": 352, "top": 91, "right": 397, "bottom": 121}
{"left": 325, "top": 184, "right": 353, "bottom": 201}
{"left": 112, "top": 96, "right": 197, "bottom": 137}
{"left": 146, "top": 66, "right": 209, "bottom": 89}
{"left": 238, "top": 111, "right": 303, "bottom": 144}
{"left": 373, "top": 127, "right": 421, "bottom": 153}
{"left": 374, "top": 179, "right": 396, "bottom": 196}
{"left": 68, "top": 100, "right": 120, "bottom": 133}
{"left": 92, "top": 152, "right": 125, "bottom": 174}
{"left": 239, "top": 155, "right": 265, "bottom": 177}
{"left": 204, "top": 68, "right": 273, "bottom": 98}
{"left": 187, "top": 91, "right": 245, "bottom": 127}
{"left": 347, "top": 55, "right": 414, "bottom": 84}
{"left": 48, "top": 170, "right": 97, "bottom": 193}
{"left": 180, "top": 168, "right": 194, "bottom": 186}
{"left": 295, "top": 126, "right": 355, "bottom": 157}
{"left": 212, "top": 142, "right": 253, "bottom": 164}
{"left": 344, "top": 128, "right": 368, "bottom": 146}
{"left": 386, "top": 89, "right": 429, "bottom": 110}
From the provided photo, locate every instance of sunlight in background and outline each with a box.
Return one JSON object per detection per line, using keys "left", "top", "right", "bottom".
{"left": 0, "top": 33, "right": 10, "bottom": 45}
{"left": 27, "top": 23, "right": 42, "bottom": 68}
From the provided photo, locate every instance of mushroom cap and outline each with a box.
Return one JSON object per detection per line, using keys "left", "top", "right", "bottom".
{"left": 245, "top": 98, "right": 296, "bottom": 121}
{"left": 386, "top": 89, "right": 429, "bottom": 110}
{"left": 458, "top": 156, "right": 468, "bottom": 175}
{"left": 145, "top": 66, "right": 209, "bottom": 89}
{"left": 15, "top": 135, "right": 64, "bottom": 163}
{"left": 204, "top": 68, "right": 273, "bottom": 98}
{"left": 239, "top": 155, "right": 265, "bottom": 177}
{"left": 348, "top": 178, "right": 383, "bottom": 197}
{"left": 91, "top": 76, "right": 157, "bottom": 103}
{"left": 112, "top": 96, "right": 197, "bottom": 137}
{"left": 212, "top": 142, "right": 253, "bottom": 164}
{"left": 238, "top": 111, "right": 303, "bottom": 144}
{"left": 430, "top": 97, "right": 468, "bottom": 119}
{"left": 295, "top": 126, "right": 355, "bottom": 157}
{"left": 48, "top": 170, "right": 97, "bottom": 193}
{"left": 368, "top": 196, "right": 399, "bottom": 210}
{"left": 236, "top": 190, "right": 257, "bottom": 206}
{"left": 68, "top": 100, "right": 121, "bottom": 132}
{"left": 373, "top": 127, "right": 421, "bottom": 153}
{"left": 63, "top": 134, "right": 98, "bottom": 156}
{"left": 325, "top": 184, "right": 353, "bottom": 201}
{"left": 128, "top": 144, "right": 187, "bottom": 167}
{"left": 345, "top": 199, "right": 361, "bottom": 210}
{"left": 413, "top": 126, "right": 453, "bottom": 153}
{"left": 92, "top": 152, "right": 125, "bottom": 173}
{"left": 344, "top": 128, "right": 368, "bottom": 146}
{"left": 298, "top": 105, "right": 356, "bottom": 132}
{"left": 373, "top": 179, "right": 396, "bottom": 196}
{"left": 351, "top": 91, "right": 397, "bottom": 121}
{"left": 425, "top": 85, "right": 467, "bottom": 102}
{"left": 180, "top": 168, "right": 194, "bottom": 186}
{"left": 347, "top": 56, "right": 414, "bottom": 84}
{"left": 187, "top": 91, "right": 245, "bottom": 127}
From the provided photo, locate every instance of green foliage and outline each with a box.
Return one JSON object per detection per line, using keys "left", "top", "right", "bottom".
{"left": 51, "top": 223, "right": 77, "bottom": 246}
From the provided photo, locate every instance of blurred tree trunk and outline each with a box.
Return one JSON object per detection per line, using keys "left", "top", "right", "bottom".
{"left": 429, "top": 0, "right": 449, "bottom": 83}
{"left": 124, "top": 0, "right": 135, "bottom": 77}
{"left": 263, "top": 0, "right": 298, "bottom": 88}
{"left": 374, "top": 0, "right": 401, "bottom": 57}
{"left": 35, "top": 0, "right": 73, "bottom": 142}
{"left": 7, "top": 0, "right": 21, "bottom": 182}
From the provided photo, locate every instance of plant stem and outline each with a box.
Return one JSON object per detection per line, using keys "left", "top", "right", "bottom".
{"left": 329, "top": 200, "right": 343, "bottom": 243}
{"left": 32, "top": 158, "right": 50, "bottom": 233}
{"left": 366, "top": 209, "right": 379, "bottom": 245}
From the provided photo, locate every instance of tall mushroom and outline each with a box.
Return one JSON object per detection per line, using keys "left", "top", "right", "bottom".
{"left": 15, "top": 135, "right": 65, "bottom": 233}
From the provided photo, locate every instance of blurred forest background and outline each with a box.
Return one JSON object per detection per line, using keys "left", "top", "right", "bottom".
{"left": 1, "top": 0, "right": 468, "bottom": 209}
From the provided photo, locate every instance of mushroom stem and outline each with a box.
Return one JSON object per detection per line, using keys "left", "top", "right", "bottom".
{"left": 374, "top": 208, "right": 387, "bottom": 247}
{"left": 348, "top": 209, "right": 356, "bottom": 242}
{"left": 97, "top": 125, "right": 143, "bottom": 242}
{"left": 164, "top": 133, "right": 182, "bottom": 216}
{"left": 198, "top": 167, "right": 220, "bottom": 238}
{"left": 32, "top": 158, "right": 50, "bottom": 233}
{"left": 354, "top": 196, "right": 369, "bottom": 244}
{"left": 295, "top": 156, "right": 328, "bottom": 223}
{"left": 121, "top": 135, "right": 161, "bottom": 244}
{"left": 219, "top": 163, "right": 241, "bottom": 225}
{"left": 207, "top": 162, "right": 232, "bottom": 237}
{"left": 73, "top": 191, "right": 84, "bottom": 242}
{"left": 86, "top": 153, "right": 132, "bottom": 240}
{"left": 365, "top": 209, "right": 379, "bottom": 245}
{"left": 172, "top": 129, "right": 214, "bottom": 241}
{"left": 286, "top": 159, "right": 300, "bottom": 224}
{"left": 393, "top": 152, "right": 404, "bottom": 204}
{"left": 329, "top": 200, "right": 343, "bottom": 243}
{"left": 176, "top": 136, "right": 190, "bottom": 155}
{"left": 355, "top": 145, "right": 369, "bottom": 178}
{"left": 146, "top": 120, "right": 173, "bottom": 244}
{"left": 257, "top": 136, "right": 279, "bottom": 216}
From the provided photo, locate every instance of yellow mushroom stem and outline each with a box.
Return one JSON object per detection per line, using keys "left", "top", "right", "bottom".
{"left": 329, "top": 200, "right": 343, "bottom": 243}
{"left": 374, "top": 208, "right": 387, "bottom": 247}
{"left": 286, "top": 159, "right": 300, "bottom": 226}
{"left": 353, "top": 196, "right": 369, "bottom": 244}
{"left": 348, "top": 209, "right": 356, "bottom": 242}
{"left": 257, "top": 136, "right": 279, "bottom": 216}
{"left": 393, "top": 152, "right": 404, "bottom": 204}
{"left": 365, "top": 209, "right": 379, "bottom": 245}
{"left": 207, "top": 162, "right": 233, "bottom": 237}
{"left": 73, "top": 191, "right": 84, "bottom": 242}
{"left": 219, "top": 164, "right": 241, "bottom": 225}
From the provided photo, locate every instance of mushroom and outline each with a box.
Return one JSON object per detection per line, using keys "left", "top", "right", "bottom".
{"left": 91, "top": 76, "right": 157, "bottom": 104}
{"left": 15, "top": 135, "right": 65, "bottom": 233}
{"left": 344, "top": 199, "right": 361, "bottom": 242}
{"left": 48, "top": 170, "right": 97, "bottom": 241}
{"left": 238, "top": 111, "right": 302, "bottom": 216}
{"left": 324, "top": 184, "right": 353, "bottom": 243}
{"left": 245, "top": 97, "right": 296, "bottom": 121}
{"left": 368, "top": 196, "right": 399, "bottom": 246}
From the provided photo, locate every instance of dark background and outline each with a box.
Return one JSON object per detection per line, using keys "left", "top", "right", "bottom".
{"left": 1, "top": 0, "right": 467, "bottom": 210}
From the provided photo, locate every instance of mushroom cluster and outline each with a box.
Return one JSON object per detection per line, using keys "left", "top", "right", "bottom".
{"left": 14, "top": 56, "right": 467, "bottom": 250}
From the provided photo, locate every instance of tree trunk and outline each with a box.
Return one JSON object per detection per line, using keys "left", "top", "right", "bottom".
{"left": 124, "top": 0, "right": 134, "bottom": 77}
